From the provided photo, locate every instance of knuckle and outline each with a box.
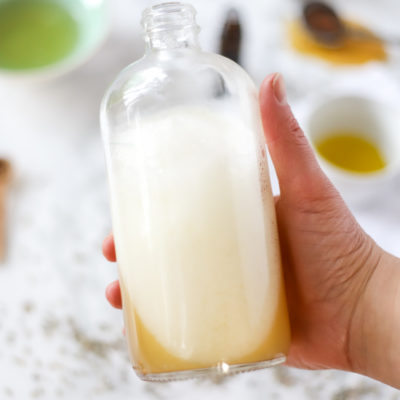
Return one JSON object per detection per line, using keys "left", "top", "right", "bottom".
{"left": 286, "top": 114, "right": 306, "bottom": 146}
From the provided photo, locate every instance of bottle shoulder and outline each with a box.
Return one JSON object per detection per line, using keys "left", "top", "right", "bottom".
{"left": 101, "top": 51, "right": 257, "bottom": 115}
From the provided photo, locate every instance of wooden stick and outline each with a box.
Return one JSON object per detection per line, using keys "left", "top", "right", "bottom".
{"left": 0, "top": 159, "right": 12, "bottom": 262}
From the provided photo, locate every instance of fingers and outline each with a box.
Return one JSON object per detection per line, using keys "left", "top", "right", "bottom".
{"left": 102, "top": 234, "right": 116, "bottom": 262}
{"left": 259, "top": 73, "right": 331, "bottom": 200}
{"left": 105, "top": 280, "right": 122, "bottom": 309}
{"left": 103, "top": 235, "right": 121, "bottom": 309}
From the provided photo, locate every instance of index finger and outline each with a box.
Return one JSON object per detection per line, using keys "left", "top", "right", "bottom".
{"left": 102, "top": 234, "right": 117, "bottom": 262}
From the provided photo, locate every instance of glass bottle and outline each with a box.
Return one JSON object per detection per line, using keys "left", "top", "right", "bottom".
{"left": 100, "top": 2, "right": 290, "bottom": 382}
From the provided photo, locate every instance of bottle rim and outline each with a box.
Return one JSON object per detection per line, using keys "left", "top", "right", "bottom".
{"left": 141, "top": 2, "right": 200, "bottom": 34}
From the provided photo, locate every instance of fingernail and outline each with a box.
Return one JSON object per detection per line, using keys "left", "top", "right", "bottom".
{"left": 272, "top": 73, "right": 287, "bottom": 105}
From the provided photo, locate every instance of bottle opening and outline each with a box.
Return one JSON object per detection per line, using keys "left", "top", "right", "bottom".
{"left": 141, "top": 2, "right": 200, "bottom": 34}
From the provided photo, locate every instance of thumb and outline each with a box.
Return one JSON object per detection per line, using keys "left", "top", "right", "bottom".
{"left": 259, "top": 73, "right": 332, "bottom": 200}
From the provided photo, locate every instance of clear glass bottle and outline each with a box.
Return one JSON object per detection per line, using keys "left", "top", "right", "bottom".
{"left": 100, "top": 2, "right": 290, "bottom": 382}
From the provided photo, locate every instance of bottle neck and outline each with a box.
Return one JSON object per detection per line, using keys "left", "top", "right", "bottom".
{"left": 142, "top": 2, "right": 201, "bottom": 52}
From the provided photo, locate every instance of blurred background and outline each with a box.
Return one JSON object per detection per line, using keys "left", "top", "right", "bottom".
{"left": 0, "top": 0, "right": 400, "bottom": 398}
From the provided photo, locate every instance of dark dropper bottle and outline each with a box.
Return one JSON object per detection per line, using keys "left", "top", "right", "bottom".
{"left": 219, "top": 9, "right": 242, "bottom": 64}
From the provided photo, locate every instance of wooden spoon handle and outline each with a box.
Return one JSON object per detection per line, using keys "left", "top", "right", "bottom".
{"left": 0, "top": 159, "right": 12, "bottom": 263}
{"left": 0, "top": 185, "right": 6, "bottom": 262}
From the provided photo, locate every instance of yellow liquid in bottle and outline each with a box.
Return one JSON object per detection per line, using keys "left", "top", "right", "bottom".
{"left": 315, "top": 132, "right": 386, "bottom": 173}
{"left": 121, "top": 280, "right": 291, "bottom": 375}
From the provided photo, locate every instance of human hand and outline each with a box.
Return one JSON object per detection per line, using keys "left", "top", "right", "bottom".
{"left": 103, "top": 73, "right": 400, "bottom": 388}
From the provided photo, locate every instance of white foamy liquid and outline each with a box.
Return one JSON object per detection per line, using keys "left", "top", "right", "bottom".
{"left": 109, "top": 106, "right": 281, "bottom": 363}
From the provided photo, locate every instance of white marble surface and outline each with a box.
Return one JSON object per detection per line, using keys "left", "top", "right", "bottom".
{"left": 0, "top": 0, "right": 400, "bottom": 399}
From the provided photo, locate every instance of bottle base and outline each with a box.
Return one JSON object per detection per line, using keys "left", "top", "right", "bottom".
{"left": 134, "top": 354, "right": 286, "bottom": 382}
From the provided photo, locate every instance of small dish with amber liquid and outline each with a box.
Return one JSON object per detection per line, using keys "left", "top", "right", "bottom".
{"left": 304, "top": 96, "right": 400, "bottom": 201}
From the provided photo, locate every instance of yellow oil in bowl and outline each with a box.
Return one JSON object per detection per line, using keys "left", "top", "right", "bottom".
{"left": 315, "top": 132, "right": 387, "bottom": 173}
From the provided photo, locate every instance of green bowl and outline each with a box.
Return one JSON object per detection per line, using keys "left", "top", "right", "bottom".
{"left": 0, "top": 0, "right": 109, "bottom": 79}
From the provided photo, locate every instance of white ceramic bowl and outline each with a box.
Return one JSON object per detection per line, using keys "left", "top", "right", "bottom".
{"left": 303, "top": 96, "right": 400, "bottom": 202}
{"left": 0, "top": 0, "right": 109, "bottom": 81}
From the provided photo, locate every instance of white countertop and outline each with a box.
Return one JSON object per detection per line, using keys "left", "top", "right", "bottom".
{"left": 0, "top": 0, "right": 400, "bottom": 399}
